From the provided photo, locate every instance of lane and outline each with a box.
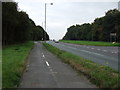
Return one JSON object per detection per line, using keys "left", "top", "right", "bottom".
{"left": 47, "top": 41, "right": 119, "bottom": 71}
{"left": 19, "top": 41, "right": 96, "bottom": 88}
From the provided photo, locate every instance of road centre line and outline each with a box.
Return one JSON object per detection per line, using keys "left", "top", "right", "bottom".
{"left": 102, "top": 50, "right": 107, "bottom": 52}
{"left": 43, "top": 55, "right": 45, "bottom": 57}
{"left": 34, "top": 41, "right": 38, "bottom": 44}
{"left": 45, "top": 61, "right": 50, "bottom": 67}
{"left": 97, "top": 49, "right": 100, "bottom": 50}
{"left": 42, "top": 53, "right": 45, "bottom": 57}
{"left": 58, "top": 43, "right": 110, "bottom": 57}
{"left": 81, "top": 50, "right": 104, "bottom": 56}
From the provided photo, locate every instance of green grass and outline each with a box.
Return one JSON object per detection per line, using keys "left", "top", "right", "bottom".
{"left": 2, "top": 41, "right": 34, "bottom": 88}
{"left": 60, "top": 40, "right": 120, "bottom": 46}
{"left": 43, "top": 43, "right": 120, "bottom": 88}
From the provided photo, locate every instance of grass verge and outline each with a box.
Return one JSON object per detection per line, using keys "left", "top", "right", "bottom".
{"left": 43, "top": 43, "right": 120, "bottom": 88}
{"left": 60, "top": 40, "right": 120, "bottom": 46}
{"left": 2, "top": 41, "right": 34, "bottom": 88}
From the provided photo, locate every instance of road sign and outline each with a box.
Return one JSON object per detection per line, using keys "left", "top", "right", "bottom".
{"left": 110, "top": 33, "right": 116, "bottom": 36}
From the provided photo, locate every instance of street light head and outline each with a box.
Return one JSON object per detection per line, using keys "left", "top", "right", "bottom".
{"left": 50, "top": 3, "right": 53, "bottom": 5}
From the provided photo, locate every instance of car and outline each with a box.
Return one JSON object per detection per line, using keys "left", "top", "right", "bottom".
{"left": 55, "top": 40, "right": 59, "bottom": 43}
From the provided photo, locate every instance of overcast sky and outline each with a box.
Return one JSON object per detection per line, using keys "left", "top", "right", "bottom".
{"left": 14, "top": 0, "right": 119, "bottom": 40}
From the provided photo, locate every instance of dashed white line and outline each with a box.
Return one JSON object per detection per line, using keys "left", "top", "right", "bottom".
{"left": 46, "top": 61, "right": 50, "bottom": 66}
{"left": 81, "top": 50, "right": 104, "bottom": 56}
{"left": 103, "top": 50, "right": 107, "bottom": 52}
{"left": 97, "top": 49, "right": 100, "bottom": 50}
{"left": 87, "top": 47, "right": 89, "bottom": 48}
{"left": 67, "top": 46, "right": 77, "bottom": 50}
{"left": 43, "top": 54, "right": 45, "bottom": 57}
{"left": 112, "top": 52, "right": 118, "bottom": 54}
{"left": 34, "top": 41, "right": 38, "bottom": 44}
{"left": 42, "top": 53, "right": 45, "bottom": 58}
{"left": 91, "top": 48, "right": 94, "bottom": 49}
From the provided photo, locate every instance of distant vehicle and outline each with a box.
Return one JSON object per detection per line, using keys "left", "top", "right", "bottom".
{"left": 55, "top": 40, "right": 59, "bottom": 43}
{"left": 53, "top": 39, "right": 55, "bottom": 42}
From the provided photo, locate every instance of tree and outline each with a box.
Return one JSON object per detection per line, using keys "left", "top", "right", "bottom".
{"left": 63, "top": 9, "right": 120, "bottom": 42}
{"left": 2, "top": 2, "right": 50, "bottom": 45}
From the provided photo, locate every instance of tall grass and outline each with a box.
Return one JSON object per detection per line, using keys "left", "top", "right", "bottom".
{"left": 2, "top": 41, "right": 34, "bottom": 88}
{"left": 43, "top": 43, "right": 120, "bottom": 88}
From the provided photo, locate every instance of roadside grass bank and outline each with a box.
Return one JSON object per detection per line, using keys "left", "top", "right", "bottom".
{"left": 2, "top": 41, "right": 34, "bottom": 88}
{"left": 43, "top": 43, "right": 120, "bottom": 88}
{"left": 60, "top": 40, "right": 120, "bottom": 46}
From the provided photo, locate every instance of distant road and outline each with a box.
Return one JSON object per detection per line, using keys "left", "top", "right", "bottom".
{"left": 47, "top": 41, "right": 119, "bottom": 71}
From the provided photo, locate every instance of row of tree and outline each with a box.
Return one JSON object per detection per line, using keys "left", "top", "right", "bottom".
{"left": 63, "top": 9, "right": 120, "bottom": 42}
{"left": 2, "top": 2, "right": 49, "bottom": 45}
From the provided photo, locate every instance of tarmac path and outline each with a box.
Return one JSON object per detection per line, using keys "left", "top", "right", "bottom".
{"left": 19, "top": 41, "right": 97, "bottom": 88}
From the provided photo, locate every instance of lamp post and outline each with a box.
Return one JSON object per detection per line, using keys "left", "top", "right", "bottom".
{"left": 44, "top": 3, "right": 53, "bottom": 42}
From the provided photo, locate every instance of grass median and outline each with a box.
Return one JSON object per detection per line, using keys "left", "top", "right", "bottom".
{"left": 60, "top": 40, "right": 120, "bottom": 46}
{"left": 43, "top": 43, "right": 120, "bottom": 88}
{"left": 2, "top": 41, "right": 34, "bottom": 88}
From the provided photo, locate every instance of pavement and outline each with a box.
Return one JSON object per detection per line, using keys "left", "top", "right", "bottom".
{"left": 47, "top": 41, "right": 119, "bottom": 71}
{"left": 19, "top": 41, "right": 97, "bottom": 88}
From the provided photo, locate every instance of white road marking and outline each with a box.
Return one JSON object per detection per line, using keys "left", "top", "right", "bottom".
{"left": 46, "top": 61, "right": 50, "bottom": 66}
{"left": 112, "top": 51, "right": 118, "bottom": 54}
{"left": 87, "top": 47, "right": 89, "bottom": 48}
{"left": 34, "top": 41, "right": 38, "bottom": 44}
{"left": 42, "top": 53, "right": 45, "bottom": 58}
{"left": 43, "top": 54, "right": 45, "bottom": 58}
{"left": 81, "top": 50, "right": 104, "bottom": 56}
{"left": 72, "top": 47, "right": 77, "bottom": 50}
{"left": 97, "top": 49, "right": 100, "bottom": 50}
{"left": 103, "top": 50, "right": 107, "bottom": 52}
{"left": 91, "top": 48, "right": 94, "bottom": 49}
{"left": 67, "top": 46, "right": 77, "bottom": 50}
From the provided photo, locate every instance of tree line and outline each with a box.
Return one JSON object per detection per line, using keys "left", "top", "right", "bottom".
{"left": 2, "top": 2, "right": 49, "bottom": 45}
{"left": 63, "top": 9, "right": 120, "bottom": 42}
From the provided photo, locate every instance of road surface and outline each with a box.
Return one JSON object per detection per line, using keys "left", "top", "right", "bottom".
{"left": 19, "top": 42, "right": 97, "bottom": 88}
{"left": 47, "top": 41, "right": 119, "bottom": 71}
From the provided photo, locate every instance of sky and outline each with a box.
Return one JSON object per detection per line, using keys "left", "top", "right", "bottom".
{"left": 14, "top": 0, "right": 119, "bottom": 40}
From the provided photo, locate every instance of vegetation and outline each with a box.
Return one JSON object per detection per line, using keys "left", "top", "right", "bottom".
{"left": 63, "top": 9, "right": 120, "bottom": 43}
{"left": 2, "top": 41, "right": 34, "bottom": 88}
{"left": 43, "top": 43, "right": 120, "bottom": 88}
{"left": 2, "top": 2, "right": 49, "bottom": 45}
{"left": 60, "top": 40, "right": 120, "bottom": 46}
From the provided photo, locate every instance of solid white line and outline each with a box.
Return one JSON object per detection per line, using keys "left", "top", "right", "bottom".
{"left": 46, "top": 61, "right": 50, "bottom": 66}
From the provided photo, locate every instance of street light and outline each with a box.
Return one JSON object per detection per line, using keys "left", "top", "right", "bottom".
{"left": 44, "top": 3, "right": 53, "bottom": 42}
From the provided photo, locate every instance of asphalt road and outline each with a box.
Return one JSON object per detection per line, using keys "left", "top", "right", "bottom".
{"left": 47, "top": 41, "right": 119, "bottom": 71}
{"left": 19, "top": 42, "right": 97, "bottom": 88}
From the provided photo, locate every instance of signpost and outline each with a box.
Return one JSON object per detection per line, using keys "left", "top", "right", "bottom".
{"left": 110, "top": 33, "right": 117, "bottom": 42}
